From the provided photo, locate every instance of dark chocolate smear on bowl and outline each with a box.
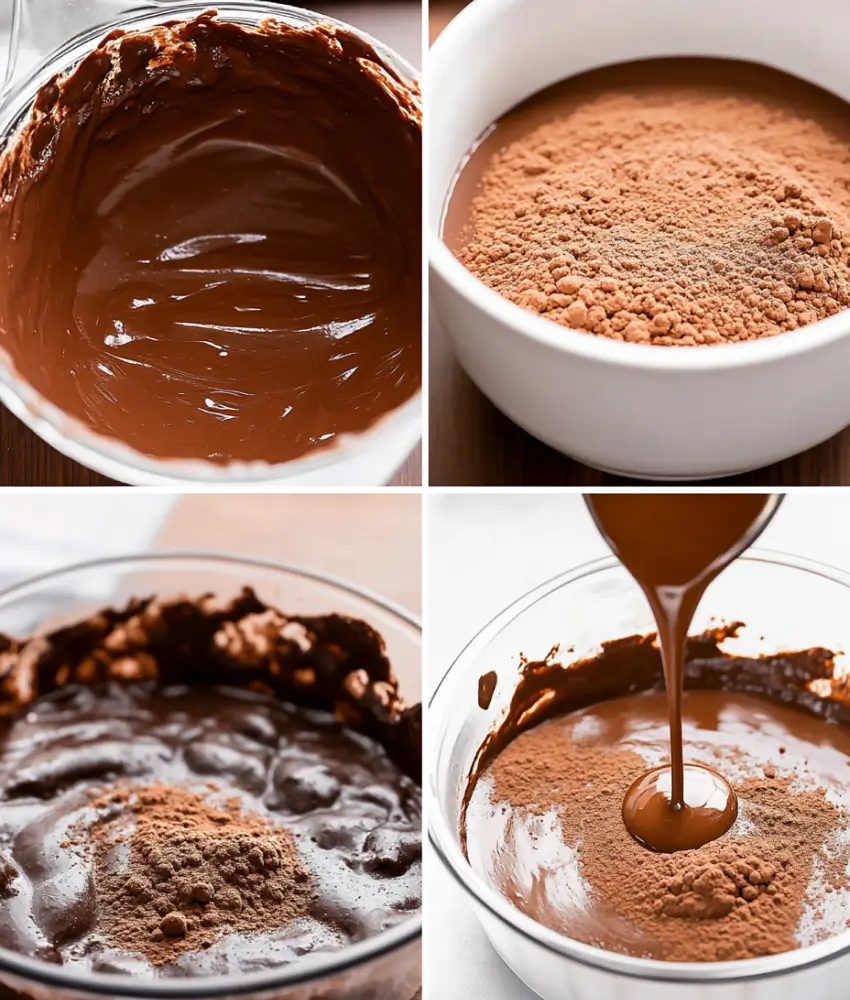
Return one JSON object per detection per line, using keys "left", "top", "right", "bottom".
{"left": 0, "top": 13, "right": 422, "bottom": 466}
{"left": 0, "top": 589, "right": 421, "bottom": 976}
{"left": 478, "top": 670, "right": 497, "bottom": 710}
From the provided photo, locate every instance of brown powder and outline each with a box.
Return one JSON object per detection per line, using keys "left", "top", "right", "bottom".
{"left": 0, "top": 858, "right": 16, "bottom": 899}
{"left": 488, "top": 721, "right": 849, "bottom": 961}
{"left": 87, "top": 783, "right": 312, "bottom": 963}
{"left": 454, "top": 60, "right": 850, "bottom": 345}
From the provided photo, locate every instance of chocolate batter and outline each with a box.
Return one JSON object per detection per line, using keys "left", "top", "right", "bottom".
{"left": 0, "top": 589, "right": 421, "bottom": 976}
{"left": 464, "top": 630, "right": 850, "bottom": 961}
{"left": 0, "top": 13, "right": 422, "bottom": 466}
{"left": 586, "top": 494, "right": 780, "bottom": 852}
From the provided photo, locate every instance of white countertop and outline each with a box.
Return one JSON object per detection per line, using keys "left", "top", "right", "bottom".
{"left": 425, "top": 492, "right": 850, "bottom": 998}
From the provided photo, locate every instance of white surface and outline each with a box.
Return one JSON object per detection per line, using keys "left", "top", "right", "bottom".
{"left": 0, "top": 493, "right": 175, "bottom": 585}
{"left": 428, "top": 0, "right": 850, "bottom": 479}
{"left": 426, "top": 492, "right": 850, "bottom": 999}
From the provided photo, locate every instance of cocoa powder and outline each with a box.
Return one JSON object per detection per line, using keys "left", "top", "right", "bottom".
{"left": 86, "top": 783, "right": 312, "bottom": 962}
{"left": 0, "top": 859, "right": 16, "bottom": 900}
{"left": 451, "top": 59, "right": 850, "bottom": 345}
{"left": 487, "top": 717, "right": 849, "bottom": 961}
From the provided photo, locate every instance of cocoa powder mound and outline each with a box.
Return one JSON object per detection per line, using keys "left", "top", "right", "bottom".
{"left": 0, "top": 858, "right": 16, "bottom": 900}
{"left": 86, "top": 783, "right": 312, "bottom": 963}
{"left": 487, "top": 720, "right": 849, "bottom": 961}
{"left": 454, "top": 60, "right": 850, "bottom": 345}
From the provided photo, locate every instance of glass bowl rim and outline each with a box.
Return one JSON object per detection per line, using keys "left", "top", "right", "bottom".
{"left": 0, "top": 550, "right": 421, "bottom": 997}
{"left": 428, "top": 547, "right": 850, "bottom": 984}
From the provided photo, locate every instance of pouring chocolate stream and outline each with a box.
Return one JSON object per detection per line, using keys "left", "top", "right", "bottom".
{"left": 586, "top": 494, "right": 782, "bottom": 852}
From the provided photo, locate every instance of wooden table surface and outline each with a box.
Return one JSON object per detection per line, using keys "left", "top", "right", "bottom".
{"left": 155, "top": 492, "right": 421, "bottom": 614}
{"left": 428, "top": 2, "right": 850, "bottom": 487}
{"left": 0, "top": 405, "right": 421, "bottom": 486}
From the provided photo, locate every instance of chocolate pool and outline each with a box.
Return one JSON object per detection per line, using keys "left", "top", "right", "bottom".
{"left": 0, "top": 11, "right": 422, "bottom": 470}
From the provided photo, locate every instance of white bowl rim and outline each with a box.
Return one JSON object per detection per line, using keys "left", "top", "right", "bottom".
{"left": 426, "top": 0, "right": 850, "bottom": 374}
{"left": 428, "top": 547, "right": 850, "bottom": 983}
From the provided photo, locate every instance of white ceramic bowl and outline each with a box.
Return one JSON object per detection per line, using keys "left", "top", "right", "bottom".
{"left": 427, "top": 0, "right": 850, "bottom": 480}
{"left": 429, "top": 550, "right": 850, "bottom": 999}
{"left": 0, "top": 1, "right": 421, "bottom": 486}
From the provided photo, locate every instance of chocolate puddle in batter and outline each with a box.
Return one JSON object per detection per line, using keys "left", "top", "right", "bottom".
{"left": 0, "top": 12, "right": 421, "bottom": 466}
{"left": 0, "top": 589, "right": 421, "bottom": 976}
{"left": 586, "top": 494, "right": 781, "bottom": 852}
{"left": 463, "top": 630, "right": 850, "bottom": 961}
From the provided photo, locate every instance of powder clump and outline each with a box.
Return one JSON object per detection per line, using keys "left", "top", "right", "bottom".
{"left": 455, "top": 61, "right": 850, "bottom": 345}
{"left": 87, "top": 783, "right": 313, "bottom": 963}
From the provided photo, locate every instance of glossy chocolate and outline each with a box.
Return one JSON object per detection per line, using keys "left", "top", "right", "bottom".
{"left": 0, "top": 589, "right": 422, "bottom": 976}
{"left": 622, "top": 763, "right": 738, "bottom": 853}
{"left": 465, "top": 682, "right": 850, "bottom": 958}
{"left": 461, "top": 620, "right": 848, "bottom": 853}
{"left": 587, "top": 494, "right": 779, "bottom": 851}
{"left": 0, "top": 14, "right": 422, "bottom": 466}
{"left": 0, "top": 684, "right": 421, "bottom": 976}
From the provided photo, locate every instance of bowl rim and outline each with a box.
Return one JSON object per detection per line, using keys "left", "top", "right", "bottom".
{"left": 0, "top": 550, "right": 422, "bottom": 997}
{"left": 0, "top": 1, "right": 422, "bottom": 486}
{"left": 428, "top": 547, "right": 850, "bottom": 983}
{"left": 426, "top": 0, "right": 850, "bottom": 373}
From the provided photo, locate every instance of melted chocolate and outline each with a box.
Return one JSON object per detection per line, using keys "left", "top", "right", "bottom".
{"left": 0, "top": 13, "right": 422, "bottom": 466}
{"left": 477, "top": 670, "right": 497, "bottom": 710}
{"left": 586, "top": 494, "right": 780, "bottom": 851}
{"left": 462, "top": 626, "right": 845, "bottom": 851}
{"left": 465, "top": 684, "right": 850, "bottom": 959}
{"left": 0, "top": 590, "right": 422, "bottom": 976}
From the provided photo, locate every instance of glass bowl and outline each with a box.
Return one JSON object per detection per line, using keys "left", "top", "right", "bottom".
{"left": 0, "top": 2, "right": 421, "bottom": 487}
{"left": 0, "top": 552, "right": 421, "bottom": 1000}
{"left": 429, "top": 549, "right": 850, "bottom": 1000}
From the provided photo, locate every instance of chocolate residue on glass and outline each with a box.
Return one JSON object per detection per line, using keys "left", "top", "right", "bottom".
{"left": 0, "top": 589, "right": 422, "bottom": 975}
{"left": 478, "top": 670, "right": 497, "bottom": 710}
{"left": 0, "top": 587, "right": 421, "bottom": 778}
{"left": 0, "top": 12, "right": 422, "bottom": 467}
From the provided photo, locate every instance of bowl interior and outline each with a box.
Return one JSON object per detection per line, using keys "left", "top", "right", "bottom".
{"left": 429, "top": 0, "right": 850, "bottom": 229}
{"left": 0, "top": 2, "right": 421, "bottom": 486}
{"left": 430, "top": 550, "right": 850, "bottom": 980}
{"left": 0, "top": 553, "right": 422, "bottom": 998}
